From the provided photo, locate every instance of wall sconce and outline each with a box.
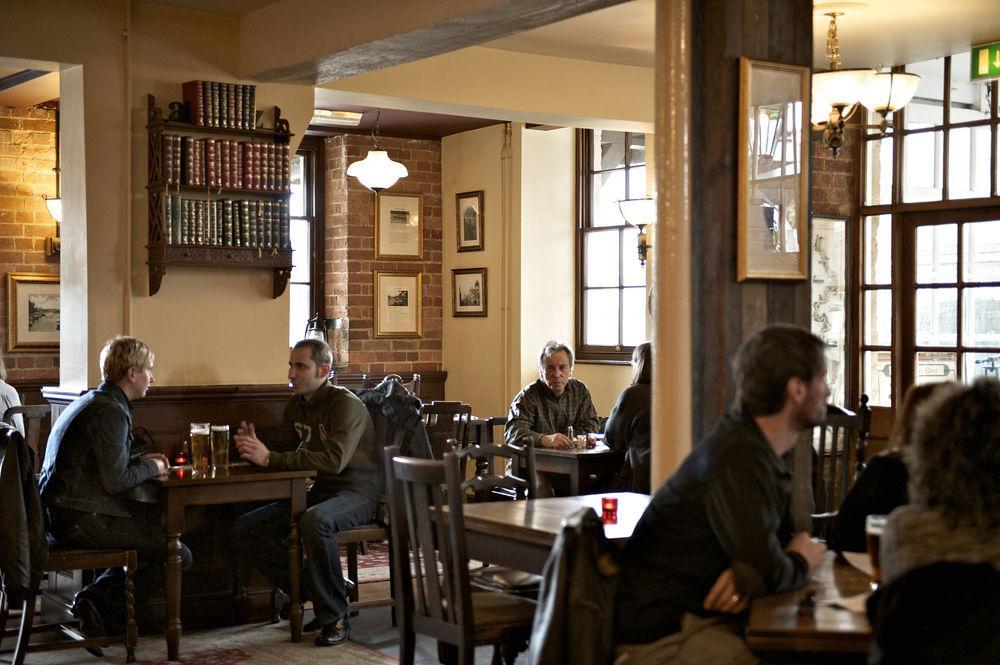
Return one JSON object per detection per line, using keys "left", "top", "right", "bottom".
{"left": 811, "top": 8, "right": 919, "bottom": 157}
{"left": 346, "top": 108, "right": 408, "bottom": 192}
{"left": 42, "top": 103, "right": 61, "bottom": 255}
{"left": 618, "top": 196, "right": 655, "bottom": 266}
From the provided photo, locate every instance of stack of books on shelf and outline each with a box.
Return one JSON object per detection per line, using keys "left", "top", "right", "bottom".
{"left": 164, "top": 196, "right": 290, "bottom": 250}
{"left": 182, "top": 80, "right": 257, "bottom": 130}
{"left": 163, "top": 135, "right": 290, "bottom": 190}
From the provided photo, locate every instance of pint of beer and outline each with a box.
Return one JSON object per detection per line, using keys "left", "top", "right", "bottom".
{"left": 865, "top": 514, "right": 887, "bottom": 590}
{"left": 210, "top": 424, "right": 230, "bottom": 468}
{"left": 190, "top": 423, "right": 211, "bottom": 471}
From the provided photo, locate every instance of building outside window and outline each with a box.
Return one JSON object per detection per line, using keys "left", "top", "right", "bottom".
{"left": 576, "top": 129, "right": 648, "bottom": 362}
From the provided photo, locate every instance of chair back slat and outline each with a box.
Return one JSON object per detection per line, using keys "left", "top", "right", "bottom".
{"left": 3, "top": 405, "right": 51, "bottom": 476}
{"left": 811, "top": 395, "right": 872, "bottom": 536}
{"left": 420, "top": 401, "right": 473, "bottom": 459}
{"left": 455, "top": 441, "right": 537, "bottom": 502}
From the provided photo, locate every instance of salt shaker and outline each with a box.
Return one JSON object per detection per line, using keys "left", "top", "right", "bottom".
{"left": 566, "top": 426, "right": 574, "bottom": 442}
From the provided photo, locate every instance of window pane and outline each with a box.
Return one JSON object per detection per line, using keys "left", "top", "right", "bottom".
{"left": 811, "top": 216, "right": 847, "bottom": 406}
{"left": 950, "top": 52, "right": 991, "bottom": 123}
{"left": 627, "top": 165, "right": 647, "bottom": 199}
{"left": 289, "top": 153, "right": 306, "bottom": 217}
{"left": 963, "top": 352, "right": 1000, "bottom": 382}
{"left": 915, "top": 351, "right": 957, "bottom": 383}
{"left": 915, "top": 287, "right": 957, "bottom": 346}
{"left": 622, "top": 287, "right": 647, "bottom": 346}
{"left": 963, "top": 220, "right": 1000, "bottom": 282}
{"left": 592, "top": 171, "right": 627, "bottom": 227}
{"left": 902, "top": 130, "right": 942, "bottom": 202}
{"left": 915, "top": 223, "right": 957, "bottom": 283}
{"left": 585, "top": 230, "right": 620, "bottom": 287}
{"left": 622, "top": 227, "right": 645, "bottom": 287}
{"left": 594, "top": 130, "right": 626, "bottom": 170}
{"left": 863, "top": 350, "right": 892, "bottom": 407}
{"left": 288, "top": 283, "right": 311, "bottom": 347}
{"left": 903, "top": 58, "right": 944, "bottom": 130}
{"left": 864, "top": 289, "right": 892, "bottom": 345}
{"left": 584, "top": 289, "right": 619, "bottom": 346}
{"left": 963, "top": 287, "right": 1000, "bottom": 347}
{"left": 629, "top": 133, "right": 646, "bottom": 166}
{"left": 948, "top": 126, "right": 991, "bottom": 200}
{"left": 289, "top": 217, "right": 311, "bottom": 283}
{"left": 864, "top": 137, "right": 893, "bottom": 206}
{"left": 864, "top": 215, "right": 892, "bottom": 285}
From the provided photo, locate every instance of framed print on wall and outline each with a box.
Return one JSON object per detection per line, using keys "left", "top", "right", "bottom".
{"left": 452, "top": 267, "right": 487, "bottom": 317}
{"left": 737, "top": 57, "right": 810, "bottom": 281}
{"left": 375, "top": 193, "right": 423, "bottom": 259}
{"left": 374, "top": 270, "right": 422, "bottom": 338}
{"left": 7, "top": 272, "right": 60, "bottom": 352}
{"left": 456, "top": 190, "right": 484, "bottom": 252}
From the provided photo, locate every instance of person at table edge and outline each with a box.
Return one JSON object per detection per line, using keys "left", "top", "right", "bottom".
{"left": 614, "top": 325, "right": 828, "bottom": 665}
{"left": 231, "top": 338, "right": 377, "bottom": 647}
{"left": 39, "top": 336, "right": 189, "bottom": 648}
{"left": 505, "top": 340, "right": 600, "bottom": 495}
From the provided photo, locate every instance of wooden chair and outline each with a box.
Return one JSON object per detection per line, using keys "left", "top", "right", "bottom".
{"left": 812, "top": 395, "right": 871, "bottom": 538}
{"left": 384, "top": 445, "right": 535, "bottom": 665}
{"left": 0, "top": 428, "right": 138, "bottom": 664}
{"left": 3, "top": 404, "right": 53, "bottom": 476}
{"left": 362, "top": 373, "right": 422, "bottom": 398}
{"left": 420, "top": 401, "right": 473, "bottom": 459}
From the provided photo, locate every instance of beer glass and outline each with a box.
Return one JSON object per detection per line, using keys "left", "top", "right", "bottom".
{"left": 865, "top": 514, "right": 887, "bottom": 590}
{"left": 190, "top": 423, "right": 211, "bottom": 471}
{"left": 210, "top": 424, "right": 230, "bottom": 468}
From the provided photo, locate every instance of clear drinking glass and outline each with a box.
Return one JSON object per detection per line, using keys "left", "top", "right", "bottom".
{"left": 210, "top": 424, "right": 230, "bottom": 468}
{"left": 865, "top": 514, "right": 887, "bottom": 590}
{"left": 190, "top": 423, "right": 210, "bottom": 471}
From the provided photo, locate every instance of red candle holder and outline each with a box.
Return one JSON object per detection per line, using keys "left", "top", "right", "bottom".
{"left": 601, "top": 496, "right": 619, "bottom": 524}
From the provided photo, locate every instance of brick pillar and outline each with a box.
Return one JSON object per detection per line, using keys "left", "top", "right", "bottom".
{"left": 325, "top": 134, "right": 443, "bottom": 376}
{"left": 0, "top": 106, "right": 60, "bottom": 384}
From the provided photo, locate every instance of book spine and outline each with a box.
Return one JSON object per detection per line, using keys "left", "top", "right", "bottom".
{"left": 220, "top": 139, "right": 230, "bottom": 189}
{"left": 242, "top": 143, "right": 252, "bottom": 191}
{"left": 248, "top": 87, "right": 256, "bottom": 129}
{"left": 173, "top": 136, "right": 181, "bottom": 185}
{"left": 226, "top": 83, "right": 236, "bottom": 130}
{"left": 240, "top": 201, "right": 249, "bottom": 247}
{"left": 163, "top": 135, "right": 173, "bottom": 185}
{"left": 196, "top": 139, "right": 204, "bottom": 187}
{"left": 181, "top": 200, "right": 190, "bottom": 245}
{"left": 182, "top": 81, "right": 204, "bottom": 127}
{"left": 283, "top": 200, "right": 290, "bottom": 249}
{"left": 263, "top": 200, "right": 273, "bottom": 248}
{"left": 267, "top": 144, "right": 275, "bottom": 191}
{"left": 210, "top": 82, "right": 221, "bottom": 128}
{"left": 282, "top": 145, "right": 290, "bottom": 191}
{"left": 205, "top": 139, "right": 216, "bottom": 188}
{"left": 234, "top": 84, "right": 243, "bottom": 131}
{"left": 223, "top": 200, "right": 233, "bottom": 246}
{"left": 172, "top": 195, "right": 182, "bottom": 245}
{"left": 219, "top": 84, "right": 227, "bottom": 129}
{"left": 255, "top": 143, "right": 263, "bottom": 191}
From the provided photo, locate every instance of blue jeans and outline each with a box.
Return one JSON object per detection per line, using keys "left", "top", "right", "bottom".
{"left": 47, "top": 503, "right": 193, "bottom": 628}
{"left": 232, "top": 490, "right": 374, "bottom": 625}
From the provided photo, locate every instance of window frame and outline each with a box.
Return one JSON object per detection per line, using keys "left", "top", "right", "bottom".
{"left": 575, "top": 128, "right": 647, "bottom": 363}
{"left": 288, "top": 136, "right": 325, "bottom": 344}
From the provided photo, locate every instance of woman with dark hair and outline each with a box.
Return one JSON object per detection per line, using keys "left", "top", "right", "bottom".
{"left": 604, "top": 342, "right": 652, "bottom": 493}
{"left": 829, "top": 381, "right": 950, "bottom": 552}
{"left": 880, "top": 378, "right": 1000, "bottom": 584}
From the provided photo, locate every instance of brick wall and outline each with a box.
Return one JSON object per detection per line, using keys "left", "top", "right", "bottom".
{"left": 0, "top": 106, "right": 60, "bottom": 386}
{"left": 811, "top": 128, "right": 858, "bottom": 217}
{"left": 325, "top": 134, "right": 443, "bottom": 375}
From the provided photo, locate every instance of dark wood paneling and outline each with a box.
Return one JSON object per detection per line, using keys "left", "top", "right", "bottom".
{"left": 690, "top": 0, "right": 813, "bottom": 441}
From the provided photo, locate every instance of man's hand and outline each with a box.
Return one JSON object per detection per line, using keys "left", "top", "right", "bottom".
{"left": 786, "top": 532, "right": 827, "bottom": 573}
{"left": 142, "top": 453, "right": 169, "bottom": 475}
{"left": 702, "top": 567, "right": 749, "bottom": 614}
{"left": 234, "top": 420, "right": 269, "bottom": 467}
{"left": 539, "top": 433, "right": 574, "bottom": 449}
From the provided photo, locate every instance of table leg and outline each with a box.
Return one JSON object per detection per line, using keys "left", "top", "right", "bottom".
{"left": 287, "top": 479, "right": 305, "bottom": 642}
{"left": 164, "top": 501, "right": 184, "bottom": 660}
{"left": 569, "top": 466, "right": 581, "bottom": 496}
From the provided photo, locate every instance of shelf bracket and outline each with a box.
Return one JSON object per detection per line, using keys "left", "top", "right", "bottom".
{"left": 273, "top": 267, "right": 291, "bottom": 298}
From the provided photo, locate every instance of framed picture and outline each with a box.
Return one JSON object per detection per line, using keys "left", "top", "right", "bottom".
{"left": 374, "top": 270, "right": 422, "bottom": 338}
{"left": 737, "top": 57, "right": 810, "bottom": 281}
{"left": 7, "top": 272, "right": 60, "bottom": 352}
{"left": 456, "top": 190, "right": 484, "bottom": 252}
{"left": 375, "top": 193, "right": 423, "bottom": 259}
{"left": 452, "top": 268, "right": 487, "bottom": 317}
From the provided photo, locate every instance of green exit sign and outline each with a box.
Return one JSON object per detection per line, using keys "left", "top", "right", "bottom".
{"left": 971, "top": 42, "right": 1000, "bottom": 82}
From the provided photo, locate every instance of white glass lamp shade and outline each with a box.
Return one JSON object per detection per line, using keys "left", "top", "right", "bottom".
{"left": 44, "top": 196, "right": 62, "bottom": 223}
{"left": 618, "top": 197, "right": 656, "bottom": 228}
{"left": 812, "top": 68, "right": 876, "bottom": 110}
{"left": 861, "top": 71, "right": 921, "bottom": 114}
{"left": 346, "top": 150, "right": 408, "bottom": 192}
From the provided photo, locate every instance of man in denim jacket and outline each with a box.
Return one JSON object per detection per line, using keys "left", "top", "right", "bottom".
{"left": 39, "top": 336, "right": 191, "bottom": 646}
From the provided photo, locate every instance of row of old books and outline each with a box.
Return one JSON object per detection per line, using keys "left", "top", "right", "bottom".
{"left": 164, "top": 195, "right": 290, "bottom": 249}
{"left": 162, "top": 135, "right": 290, "bottom": 191}
{"left": 182, "top": 80, "right": 256, "bottom": 130}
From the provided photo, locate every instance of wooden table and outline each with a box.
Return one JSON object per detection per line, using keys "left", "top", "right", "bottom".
{"left": 524, "top": 443, "right": 624, "bottom": 495}
{"left": 459, "top": 491, "right": 649, "bottom": 573}
{"left": 747, "top": 552, "right": 872, "bottom": 655}
{"left": 149, "top": 464, "right": 313, "bottom": 660}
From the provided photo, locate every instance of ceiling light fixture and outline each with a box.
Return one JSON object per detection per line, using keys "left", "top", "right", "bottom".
{"left": 618, "top": 196, "right": 655, "bottom": 266}
{"left": 346, "top": 109, "right": 408, "bottom": 193}
{"left": 811, "top": 5, "right": 920, "bottom": 156}
{"left": 310, "top": 109, "right": 363, "bottom": 127}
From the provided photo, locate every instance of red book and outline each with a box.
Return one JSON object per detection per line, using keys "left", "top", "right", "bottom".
{"left": 181, "top": 80, "right": 204, "bottom": 126}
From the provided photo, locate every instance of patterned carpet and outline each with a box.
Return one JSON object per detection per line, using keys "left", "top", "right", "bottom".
{"left": 344, "top": 542, "right": 391, "bottom": 584}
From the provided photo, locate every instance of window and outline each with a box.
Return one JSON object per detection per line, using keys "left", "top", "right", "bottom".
{"left": 856, "top": 55, "right": 1000, "bottom": 408}
{"left": 288, "top": 138, "right": 324, "bottom": 346}
{"left": 575, "top": 129, "right": 648, "bottom": 361}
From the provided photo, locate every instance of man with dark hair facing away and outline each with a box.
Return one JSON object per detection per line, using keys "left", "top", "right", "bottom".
{"left": 231, "top": 338, "right": 377, "bottom": 647}
{"left": 614, "top": 325, "right": 828, "bottom": 664}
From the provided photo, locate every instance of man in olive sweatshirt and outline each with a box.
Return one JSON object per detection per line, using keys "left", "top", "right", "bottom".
{"left": 232, "top": 338, "right": 377, "bottom": 647}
